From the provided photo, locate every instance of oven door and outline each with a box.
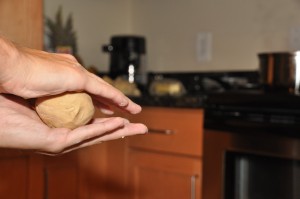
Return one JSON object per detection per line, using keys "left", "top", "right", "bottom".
{"left": 202, "top": 129, "right": 300, "bottom": 199}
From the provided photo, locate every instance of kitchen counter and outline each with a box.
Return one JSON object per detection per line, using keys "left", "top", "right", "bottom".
{"left": 130, "top": 94, "right": 207, "bottom": 108}
{"left": 128, "top": 70, "right": 260, "bottom": 108}
{"left": 99, "top": 70, "right": 260, "bottom": 108}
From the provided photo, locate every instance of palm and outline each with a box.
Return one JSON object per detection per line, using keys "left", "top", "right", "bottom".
{"left": 0, "top": 94, "right": 51, "bottom": 149}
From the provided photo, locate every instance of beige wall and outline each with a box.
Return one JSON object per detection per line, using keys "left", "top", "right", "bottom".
{"left": 44, "top": 0, "right": 131, "bottom": 71}
{"left": 131, "top": 0, "right": 300, "bottom": 72}
{"left": 45, "top": 0, "right": 300, "bottom": 72}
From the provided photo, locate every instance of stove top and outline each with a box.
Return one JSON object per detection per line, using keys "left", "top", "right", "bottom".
{"left": 205, "top": 90, "right": 300, "bottom": 109}
{"left": 143, "top": 71, "right": 300, "bottom": 137}
{"left": 204, "top": 91, "right": 300, "bottom": 137}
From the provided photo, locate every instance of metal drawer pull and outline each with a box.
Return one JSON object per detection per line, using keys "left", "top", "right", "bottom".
{"left": 191, "top": 175, "right": 198, "bottom": 199}
{"left": 148, "top": 128, "right": 175, "bottom": 135}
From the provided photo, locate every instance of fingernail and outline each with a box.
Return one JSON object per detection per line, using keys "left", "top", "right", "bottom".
{"left": 131, "top": 105, "right": 142, "bottom": 114}
{"left": 100, "top": 108, "right": 114, "bottom": 115}
{"left": 144, "top": 127, "right": 149, "bottom": 134}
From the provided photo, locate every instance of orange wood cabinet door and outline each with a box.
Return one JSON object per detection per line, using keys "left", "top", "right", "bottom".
{"left": 0, "top": 1, "right": 44, "bottom": 198}
{"left": 44, "top": 152, "right": 79, "bottom": 199}
{"left": 129, "top": 150, "right": 202, "bottom": 199}
{"left": 0, "top": 150, "right": 43, "bottom": 199}
{"left": 0, "top": 0, "right": 43, "bottom": 49}
{"left": 126, "top": 107, "right": 204, "bottom": 199}
{"left": 128, "top": 107, "right": 204, "bottom": 156}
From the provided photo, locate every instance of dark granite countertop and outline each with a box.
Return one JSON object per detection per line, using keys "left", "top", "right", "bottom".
{"left": 99, "top": 70, "right": 260, "bottom": 108}
{"left": 130, "top": 94, "right": 207, "bottom": 108}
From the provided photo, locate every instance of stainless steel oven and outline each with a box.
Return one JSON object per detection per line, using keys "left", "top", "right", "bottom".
{"left": 203, "top": 92, "right": 300, "bottom": 199}
{"left": 202, "top": 129, "right": 300, "bottom": 199}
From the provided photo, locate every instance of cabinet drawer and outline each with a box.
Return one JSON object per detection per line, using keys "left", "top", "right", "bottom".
{"left": 128, "top": 107, "right": 203, "bottom": 156}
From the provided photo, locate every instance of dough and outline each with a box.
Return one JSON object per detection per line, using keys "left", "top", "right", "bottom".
{"left": 102, "top": 76, "right": 141, "bottom": 97}
{"left": 35, "top": 92, "right": 95, "bottom": 129}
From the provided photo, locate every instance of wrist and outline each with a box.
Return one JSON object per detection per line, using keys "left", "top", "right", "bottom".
{"left": 0, "top": 36, "right": 20, "bottom": 93}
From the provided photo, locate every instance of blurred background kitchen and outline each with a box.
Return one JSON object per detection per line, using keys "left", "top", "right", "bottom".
{"left": 2, "top": 0, "right": 300, "bottom": 199}
{"left": 44, "top": 0, "right": 300, "bottom": 72}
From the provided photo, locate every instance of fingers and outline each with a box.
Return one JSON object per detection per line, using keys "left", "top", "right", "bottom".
{"left": 88, "top": 123, "right": 148, "bottom": 142}
{"left": 44, "top": 117, "right": 126, "bottom": 152}
{"left": 56, "top": 53, "right": 78, "bottom": 63}
{"left": 62, "top": 123, "right": 147, "bottom": 154}
{"left": 84, "top": 72, "right": 142, "bottom": 114}
{"left": 93, "top": 99, "right": 114, "bottom": 115}
{"left": 40, "top": 117, "right": 147, "bottom": 155}
{"left": 34, "top": 52, "right": 142, "bottom": 115}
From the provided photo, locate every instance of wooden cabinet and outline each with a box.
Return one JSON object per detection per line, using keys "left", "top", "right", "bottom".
{"left": 0, "top": 0, "right": 85, "bottom": 196}
{"left": 0, "top": 150, "right": 44, "bottom": 199}
{"left": 44, "top": 152, "right": 80, "bottom": 199}
{"left": 129, "top": 150, "right": 201, "bottom": 199}
{"left": 0, "top": 149, "right": 80, "bottom": 199}
{"left": 127, "top": 107, "right": 204, "bottom": 199}
{"left": 0, "top": 1, "right": 44, "bottom": 198}
{"left": 0, "top": 0, "right": 43, "bottom": 49}
{"left": 129, "top": 107, "right": 203, "bottom": 156}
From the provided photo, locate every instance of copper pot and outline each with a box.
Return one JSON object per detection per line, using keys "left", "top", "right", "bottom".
{"left": 258, "top": 52, "right": 300, "bottom": 94}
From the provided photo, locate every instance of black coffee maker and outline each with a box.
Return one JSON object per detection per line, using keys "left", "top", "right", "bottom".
{"left": 103, "top": 35, "right": 146, "bottom": 85}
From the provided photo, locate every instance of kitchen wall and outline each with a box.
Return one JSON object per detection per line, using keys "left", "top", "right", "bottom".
{"left": 44, "top": 0, "right": 131, "bottom": 70}
{"left": 44, "top": 0, "right": 300, "bottom": 72}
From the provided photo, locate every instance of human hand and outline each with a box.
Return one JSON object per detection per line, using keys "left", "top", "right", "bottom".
{"left": 0, "top": 39, "right": 140, "bottom": 114}
{"left": 0, "top": 94, "right": 147, "bottom": 155}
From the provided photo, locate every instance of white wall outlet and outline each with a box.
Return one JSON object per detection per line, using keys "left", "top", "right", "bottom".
{"left": 289, "top": 27, "right": 300, "bottom": 51}
{"left": 196, "top": 32, "right": 212, "bottom": 62}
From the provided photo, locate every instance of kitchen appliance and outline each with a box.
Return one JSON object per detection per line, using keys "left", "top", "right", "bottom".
{"left": 258, "top": 51, "right": 300, "bottom": 94}
{"left": 102, "top": 35, "right": 146, "bottom": 85}
{"left": 201, "top": 52, "right": 300, "bottom": 198}
{"left": 136, "top": 69, "right": 300, "bottom": 198}
{"left": 202, "top": 126, "right": 300, "bottom": 199}
{"left": 203, "top": 91, "right": 300, "bottom": 199}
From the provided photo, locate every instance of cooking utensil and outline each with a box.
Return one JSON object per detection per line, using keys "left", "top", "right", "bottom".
{"left": 258, "top": 52, "right": 300, "bottom": 94}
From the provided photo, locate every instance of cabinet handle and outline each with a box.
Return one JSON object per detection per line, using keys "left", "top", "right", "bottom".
{"left": 148, "top": 128, "right": 175, "bottom": 135}
{"left": 191, "top": 175, "right": 198, "bottom": 199}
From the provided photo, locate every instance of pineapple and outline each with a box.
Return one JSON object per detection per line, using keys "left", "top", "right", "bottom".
{"left": 45, "top": 6, "right": 79, "bottom": 58}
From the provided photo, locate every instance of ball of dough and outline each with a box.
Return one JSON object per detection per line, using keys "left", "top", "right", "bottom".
{"left": 35, "top": 92, "right": 95, "bottom": 129}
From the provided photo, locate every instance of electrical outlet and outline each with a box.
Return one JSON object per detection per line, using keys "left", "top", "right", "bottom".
{"left": 196, "top": 32, "right": 212, "bottom": 62}
{"left": 289, "top": 27, "right": 300, "bottom": 51}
